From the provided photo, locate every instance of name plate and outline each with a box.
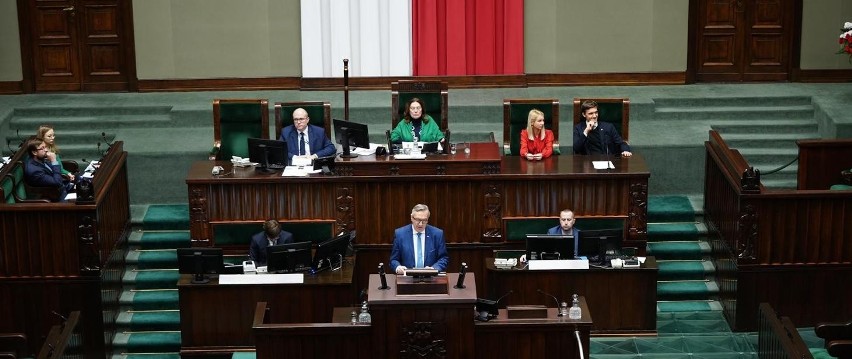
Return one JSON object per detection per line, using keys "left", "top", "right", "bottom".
{"left": 219, "top": 273, "right": 304, "bottom": 284}
{"left": 528, "top": 259, "right": 589, "bottom": 270}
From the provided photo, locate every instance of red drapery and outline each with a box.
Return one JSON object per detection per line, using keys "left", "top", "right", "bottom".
{"left": 412, "top": 0, "right": 524, "bottom": 76}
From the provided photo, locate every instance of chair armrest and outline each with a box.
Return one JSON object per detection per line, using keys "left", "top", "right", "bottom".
{"left": 842, "top": 169, "right": 851, "bottom": 185}
{"left": 827, "top": 339, "right": 852, "bottom": 359}
{"left": 209, "top": 141, "right": 221, "bottom": 161}
{"left": 816, "top": 320, "right": 852, "bottom": 343}
{"left": 0, "top": 333, "right": 27, "bottom": 358}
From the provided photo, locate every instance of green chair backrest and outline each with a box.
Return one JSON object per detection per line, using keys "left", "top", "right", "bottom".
{"left": 214, "top": 100, "right": 269, "bottom": 160}
{"left": 504, "top": 217, "right": 625, "bottom": 241}
{"left": 213, "top": 221, "right": 336, "bottom": 247}
{"left": 1, "top": 174, "right": 14, "bottom": 204}
{"left": 573, "top": 98, "right": 630, "bottom": 143}
{"left": 391, "top": 81, "right": 448, "bottom": 130}
{"left": 504, "top": 99, "right": 560, "bottom": 156}
{"left": 12, "top": 165, "right": 28, "bottom": 201}
{"left": 275, "top": 102, "right": 331, "bottom": 138}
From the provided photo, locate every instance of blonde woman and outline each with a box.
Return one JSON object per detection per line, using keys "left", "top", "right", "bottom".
{"left": 36, "top": 125, "right": 75, "bottom": 181}
{"left": 519, "top": 109, "right": 554, "bottom": 160}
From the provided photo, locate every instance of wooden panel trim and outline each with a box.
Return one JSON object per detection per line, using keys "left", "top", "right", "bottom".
{"left": 137, "top": 72, "right": 688, "bottom": 92}
{"left": 797, "top": 69, "right": 852, "bottom": 83}
{"left": 0, "top": 81, "right": 23, "bottom": 94}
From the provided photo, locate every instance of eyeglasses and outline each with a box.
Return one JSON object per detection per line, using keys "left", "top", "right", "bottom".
{"left": 294, "top": 117, "right": 309, "bottom": 122}
{"left": 411, "top": 217, "right": 429, "bottom": 224}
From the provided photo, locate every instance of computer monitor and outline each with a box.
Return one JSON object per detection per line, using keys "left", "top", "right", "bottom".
{"left": 333, "top": 119, "right": 370, "bottom": 158}
{"left": 177, "top": 247, "right": 224, "bottom": 284}
{"left": 525, "top": 234, "right": 575, "bottom": 261}
{"left": 577, "top": 228, "right": 624, "bottom": 262}
{"left": 247, "top": 138, "right": 287, "bottom": 172}
{"left": 266, "top": 241, "right": 313, "bottom": 273}
{"left": 312, "top": 232, "right": 351, "bottom": 272}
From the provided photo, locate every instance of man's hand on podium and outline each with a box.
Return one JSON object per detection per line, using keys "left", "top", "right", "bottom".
{"left": 395, "top": 266, "right": 407, "bottom": 275}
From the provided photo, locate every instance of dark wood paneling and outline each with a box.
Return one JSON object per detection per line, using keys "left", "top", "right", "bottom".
{"left": 798, "top": 69, "right": 852, "bottom": 83}
{"left": 757, "top": 303, "right": 815, "bottom": 359}
{"left": 797, "top": 139, "right": 852, "bottom": 190}
{"left": 485, "top": 259, "right": 658, "bottom": 334}
{"left": 136, "top": 72, "right": 686, "bottom": 92}
{"left": 178, "top": 267, "right": 357, "bottom": 356}
{"left": 0, "top": 81, "right": 23, "bottom": 94}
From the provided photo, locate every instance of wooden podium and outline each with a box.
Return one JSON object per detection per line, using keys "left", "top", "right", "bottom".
{"left": 367, "top": 273, "right": 477, "bottom": 358}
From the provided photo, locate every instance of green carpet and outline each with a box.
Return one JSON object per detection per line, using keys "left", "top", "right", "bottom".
{"left": 127, "top": 250, "right": 177, "bottom": 269}
{"left": 657, "top": 260, "right": 714, "bottom": 280}
{"left": 648, "top": 195, "right": 696, "bottom": 222}
{"left": 131, "top": 232, "right": 191, "bottom": 249}
{"left": 113, "top": 332, "right": 181, "bottom": 352}
{"left": 123, "top": 270, "right": 180, "bottom": 290}
{"left": 658, "top": 280, "right": 719, "bottom": 300}
{"left": 658, "top": 301, "right": 722, "bottom": 312}
{"left": 120, "top": 290, "right": 179, "bottom": 311}
{"left": 648, "top": 241, "right": 710, "bottom": 260}
{"left": 142, "top": 205, "right": 190, "bottom": 230}
{"left": 648, "top": 223, "right": 701, "bottom": 241}
{"left": 116, "top": 311, "right": 180, "bottom": 331}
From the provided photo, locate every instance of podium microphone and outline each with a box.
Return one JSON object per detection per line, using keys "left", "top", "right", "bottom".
{"left": 377, "top": 262, "right": 390, "bottom": 290}
{"left": 454, "top": 262, "right": 468, "bottom": 289}
{"left": 537, "top": 289, "right": 564, "bottom": 317}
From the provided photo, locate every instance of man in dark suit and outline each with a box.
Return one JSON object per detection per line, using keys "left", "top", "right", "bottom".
{"left": 23, "top": 138, "right": 73, "bottom": 202}
{"left": 390, "top": 204, "right": 449, "bottom": 274}
{"left": 249, "top": 219, "right": 294, "bottom": 265}
{"left": 279, "top": 108, "right": 336, "bottom": 165}
{"left": 573, "top": 100, "right": 632, "bottom": 157}
{"left": 547, "top": 208, "right": 581, "bottom": 258}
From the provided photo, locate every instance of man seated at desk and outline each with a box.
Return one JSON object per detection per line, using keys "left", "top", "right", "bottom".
{"left": 24, "top": 138, "right": 75, "bottom": 202}
{"left": 249, "top": 219, "right": 294, "bottom": 265}
{"left": 521, "top": 208, "right": 581, "bottom": 262}
{"left": 573, "top": 100, "right": 632, "bottom": 157}
{"left": 280, "top": 108, "right": 336, "bottom": 165}
{"left": 390, "top": 204, "right": 449, "bottom": 274}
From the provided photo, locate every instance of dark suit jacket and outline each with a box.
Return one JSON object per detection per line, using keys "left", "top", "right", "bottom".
{"left": 573, "top": 121, "right": 630, "bottom": 155}
{"left": 390, "top": 224, "right": 449, "bottom": 272}
{"left": 249, "top": 230, "right": 294, "bottom": 265}
{"left": 24, "top": 157, "right": 68, "bottom": 201}
{"left": 280, "top": 124, "right": 337, "bottom": 164}
{"left": 547, "top": 226, "right": 580, "bottom": 258}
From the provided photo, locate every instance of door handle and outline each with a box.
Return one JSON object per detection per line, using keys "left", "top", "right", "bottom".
{"left": 62, "top": 6, "right": 76, "bottom": 17}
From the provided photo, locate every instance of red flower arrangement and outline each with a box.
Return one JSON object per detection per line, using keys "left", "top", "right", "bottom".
{"left": 839, "top": 22, "right": 852, "bottom": 62}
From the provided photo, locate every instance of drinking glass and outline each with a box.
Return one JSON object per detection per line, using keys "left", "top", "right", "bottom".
{"left": 463, "top": 142, "right": 471, "bottom": 154}
{"left": 450, "top": 143, "right": 457, "bottom": 155}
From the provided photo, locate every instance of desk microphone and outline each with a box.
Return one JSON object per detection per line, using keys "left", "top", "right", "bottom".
{"left": 475, "top": 290, "right": 513, "bottom": 321}
{"left": 454, "top": 262, "right": 467, "bottom": 289}
{"left": 537, "top": 289, "right": 564, "bottom": 317}
{"left": 102, "top": 132, "right": 114, "bottom": 148}
{"left": 377, "top": 263, "right": 390, "bottom": 290}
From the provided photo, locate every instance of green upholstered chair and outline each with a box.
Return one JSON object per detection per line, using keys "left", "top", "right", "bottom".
{"left": 831, "top": 168, "right": 852, "bottom": 190}
{"left": 274, "top": 101, "right": 332, "bottom": 140}
{"left": 7, "top": 162, "right": 52, "bottom": 203}
{"left": 502, "top": 98, "right": 560, "bottom": 156}
{"left": 389, "top": 80, "right": 450, "bottom": 153}
{"left": 210, "top": 99, "right": 270, "bottom": 160}
{"left": 573, "top": 98, "right": 630, "bottom": 143}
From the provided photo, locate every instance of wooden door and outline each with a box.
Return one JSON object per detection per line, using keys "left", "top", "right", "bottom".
{"left": 19, "top": 0, "right": 136, "bottom": 92}
{"left": 692, "top": 0, "right": 798, "bottom": 82}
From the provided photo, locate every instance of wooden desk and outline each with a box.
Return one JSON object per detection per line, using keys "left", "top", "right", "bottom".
{"left": 475, "top": 304, "right": 593, "bottom": 359}
{"left": 485, "top": 257, "right": 657, "bottom": 335}
{"left": 178, "top": 263, "right": 356, "bottom": 357}
{"left": 336, "top": 141, "right": 502, "bottom": 175}
{"left": 0, "top": 142, "right": 130, "bottom": 359}
{"left": 186, "top": 148, "right": 649, "bottom": 298}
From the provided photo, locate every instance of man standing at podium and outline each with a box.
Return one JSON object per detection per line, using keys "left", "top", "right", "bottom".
{"left": 390, "top": 204, "right": 449, "bottom": 274}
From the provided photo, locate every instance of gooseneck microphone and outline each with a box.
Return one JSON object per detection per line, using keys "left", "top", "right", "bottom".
{"left": 537, "top": 289, "right": 564, "bottom": 316}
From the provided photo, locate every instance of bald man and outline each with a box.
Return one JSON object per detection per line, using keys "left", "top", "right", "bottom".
{"left": 280, "top": 108, "right": 336, "bottom": 164}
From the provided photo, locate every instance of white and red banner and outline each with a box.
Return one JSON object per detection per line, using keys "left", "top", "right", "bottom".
{"left": 301, "top": 0, "right": 524, "bottom": 77}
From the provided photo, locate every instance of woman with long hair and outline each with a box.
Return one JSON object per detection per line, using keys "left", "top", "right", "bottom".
{"left": 519, "top": 109, "right": 554, "bottom": 161}
{"left": 36, "top": 125, "right": 75, "bottom": 181}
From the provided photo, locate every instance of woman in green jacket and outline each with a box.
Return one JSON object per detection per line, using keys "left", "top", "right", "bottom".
{"left": 390, "top": 97, "right": 445, "bottom": 144}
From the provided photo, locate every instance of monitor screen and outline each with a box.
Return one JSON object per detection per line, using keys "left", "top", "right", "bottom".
{"left": 333, "top": 119, "right": 370, "bottom": 150}
{"left": 313, "top": 232, "right": 351, "bottom": 272}
{"left": 177, "top": 247, "right": 224, "bottom": 284}
{"left": 577, "top": 228, "right": 624, "bottom": 261}
{"left": 525, "top": 234, "right": 575, "bottom": 261}
{"left": 247, "top": 138, "right": 288, "bottom": 169}
{"left": 266, "top": 241, "right": 313, "bottom": 273}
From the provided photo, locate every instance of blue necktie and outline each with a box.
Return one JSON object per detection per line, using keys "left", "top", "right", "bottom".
{"left": 299, "top": 132, "right": 306, "bottom": 156}
{"left": 416, "top": 232, "right": 424, "bottom": 268}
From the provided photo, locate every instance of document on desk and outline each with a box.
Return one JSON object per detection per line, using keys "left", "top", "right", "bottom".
{"left": 282, "top": 166, "right": 320, "bottom": 177}
{"left": 592, "top": 161, "right": 615, "bottom": 170}
{"left": 219, "top": 273, "right": 304, "bottom": 284}
{"left": 528, "top": 259, "right": 590, "bottom": 270}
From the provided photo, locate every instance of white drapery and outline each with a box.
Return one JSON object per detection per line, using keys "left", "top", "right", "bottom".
{"left": 300, "top": 0, "right": 412, "bottom": 77}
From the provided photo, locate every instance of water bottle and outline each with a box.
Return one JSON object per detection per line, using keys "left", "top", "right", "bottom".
{"left": 358, "top": 301, "right": 372, "bottom": 323}
{"left": 412, "top": 136, "right": 420, "bottom": 155}
{"left": 568, "top": 294, "right": 582, "bottom": 320}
